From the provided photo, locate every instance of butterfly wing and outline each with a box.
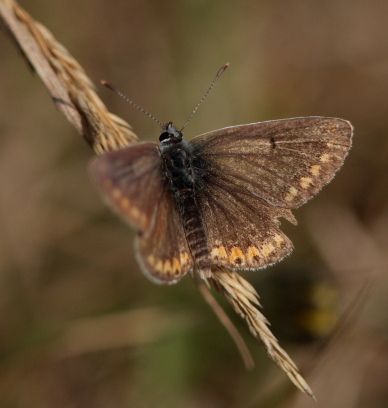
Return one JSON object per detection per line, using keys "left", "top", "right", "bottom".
{"left": 135, "top": 187, "right": 194, "bottom": 284}
{"left": 198, "top": 181, "right": 295, "bottom": 270}
{"left": 90, "top": 142, "right": 163, "bottom": 232}
{"left": 90, "top": 142, "right": 193, "bottom": 284}
{"left": 190, "top": 117, "right": 353, "bottom": 269}
{"left": 191, "top": 117, "right": 353, "bottom": 209}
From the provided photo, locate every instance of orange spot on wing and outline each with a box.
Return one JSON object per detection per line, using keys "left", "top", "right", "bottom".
{"left": 261, "top": 243, "right": 275, "bottom": 257}
{"left": 310, "top": 165, "right": 321, "bottom": 176}
{"left": 173, "top": 257, "right": 181, "bottom": 273}
{"left": 147, "top": 254, "right": 155, "bottom": 265}
{"left": 300, "top": 177, "right": 313, "bottom": 189}
{"left": 285, "top": 186, "right": 298, "bottom": 202}
{"left": 211, "top": 246, "right": 228, "bottom": 261}
{"left": 131, "top": 207, "right": 141, "bottom": 218}
{"left": 163, "top": 260, "right": 173, "bottom": 276}
{"left": 274, "top": 234, "right": 284, "bottom": 247}
{"left": 180, "top": 252, "right": 190, "bottom": 266}
{"left": 246, "top": 246, "right": 261, "bottom": 263}
{"left": 112, "top": 188, "right": 122, "bottom": 200}
{"left": 229, "top": 246, "right": 245, "bottom": 265}
{"left": 320, "top": 153, "right": 330, "bottom": 163}
{"left": 155, "top": 260, "right": 163, "bottom": 273}
{"left": 121, "top": 198, "right": 130, "bottom": 209}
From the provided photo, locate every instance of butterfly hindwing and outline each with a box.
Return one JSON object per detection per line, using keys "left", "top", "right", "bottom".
{"left": 191, "top": 117, "right": 353, "bottom": 209}
{"left": 198, "top": 180, "right": 294, "bottom": 270}
{"left": 136, "top": 188, "right": 194, "bottom": 284}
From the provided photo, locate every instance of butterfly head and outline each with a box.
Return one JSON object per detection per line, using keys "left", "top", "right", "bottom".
{"left": 159, "top": 122, "right": 183, "bottom": 147}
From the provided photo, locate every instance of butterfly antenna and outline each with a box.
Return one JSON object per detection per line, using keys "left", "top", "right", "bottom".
{"left": 180, "top": 62, "right": 230, "bottom": 131}
{"left": 101, "top": 80, "right": 163, "bottom": 127}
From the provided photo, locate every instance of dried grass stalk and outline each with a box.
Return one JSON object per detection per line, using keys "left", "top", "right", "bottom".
{"left": 0, "top": 0, "right": 315, "bottom": 398}
{"left": 0, "top": 0, "right": 136, "bottom": 154}
{"left": 209, "top": 267, "right": 315, "bottom": 399}
{"left": 194, "top": 275, "right": 255, "bottom": 370}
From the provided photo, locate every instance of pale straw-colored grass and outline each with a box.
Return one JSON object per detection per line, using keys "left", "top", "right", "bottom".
{"left": 209, "top": 266, "right": 315, "bottom": 398}
{"left": 0, "top": 0, "right": 136, "bottom": 155}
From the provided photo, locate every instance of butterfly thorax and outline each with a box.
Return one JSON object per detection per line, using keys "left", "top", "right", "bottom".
{"left": 159, "top": 123, "right": 211, "bottom": 278}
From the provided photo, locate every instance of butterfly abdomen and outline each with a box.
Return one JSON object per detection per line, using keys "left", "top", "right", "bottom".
{"left": 179, "top": 193, "right": 211, "bottom": 278}
{"left": 162, "top": 142, "right": 211, "bottom": 278}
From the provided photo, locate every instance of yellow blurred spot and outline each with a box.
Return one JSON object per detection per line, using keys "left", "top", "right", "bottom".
{"left": 310, "top": 165, "right": 321, "bottom": 176}
{"left": 262, "top": 243, "right": 275, "bottom": 257}
{"left": 246, "top": 246, "right": 261, "bottom": 263}
{"left": 147, "top": 254, "right": 155, "bottom": 265}
{"left": 229, "top": 246, "right": 245, "bottom": 264}
{"left": 131, "top": 207, "right": 140, "bottom": 218}
{"left": 112, "top": 188, "right": 122, "bottom": 200}
{"left": 163, "top": 260, "right": 172, "bottom": 274}
{"left": 211, "top": 246, "right": 227, "bottom": 260}
{"left": 180, "top": 252, "right": 190, "bottom": 266}
{"left": 173, "top": 257, "right": 181, "bottom": 273}
{"left": 300, "top": 177, "right": 313, "bottom": 189}
{"left": 155, "top": 260, "right": 163, "bottom": 273}
{"left": 320, "top": 153, "right": 330, "bottom": 163}
{"left": 285, "top": 186, "right": 298, "bottom": 202}
{"left": 121, "top": 198, "right": 130, "bottom": 209}
{"left": 274, "top": 234, "right": 284, "bottom": 247}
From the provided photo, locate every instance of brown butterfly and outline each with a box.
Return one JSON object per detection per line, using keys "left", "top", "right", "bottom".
{"left": 90, "top": 114, "right": 352, "bottom": 284}
{"left": 91, "top": 64, "right": 352, "bottom": 284}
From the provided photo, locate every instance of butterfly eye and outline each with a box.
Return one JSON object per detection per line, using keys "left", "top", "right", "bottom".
{"left": 159, "top": 132, "right": 171, "bottom": 142}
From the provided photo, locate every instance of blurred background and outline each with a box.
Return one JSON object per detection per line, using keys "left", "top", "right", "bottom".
{"left": 0, "top": 0, "right": 387, "bottom": 407}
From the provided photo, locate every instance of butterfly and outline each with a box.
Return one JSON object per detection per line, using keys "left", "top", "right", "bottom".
{"left": 90, "top": 116, "right": 353, "bottom": 284}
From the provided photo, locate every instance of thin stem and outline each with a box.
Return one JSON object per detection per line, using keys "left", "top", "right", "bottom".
{"left": 194, "top": 273, "right": 255, "bottom": 370}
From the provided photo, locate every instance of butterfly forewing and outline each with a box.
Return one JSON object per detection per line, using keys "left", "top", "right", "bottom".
{"left": 90, "top": 142, "right": 162, "bottom": 233}
{"left": 191, "top": 117, "right": 353, "bottom": 209}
